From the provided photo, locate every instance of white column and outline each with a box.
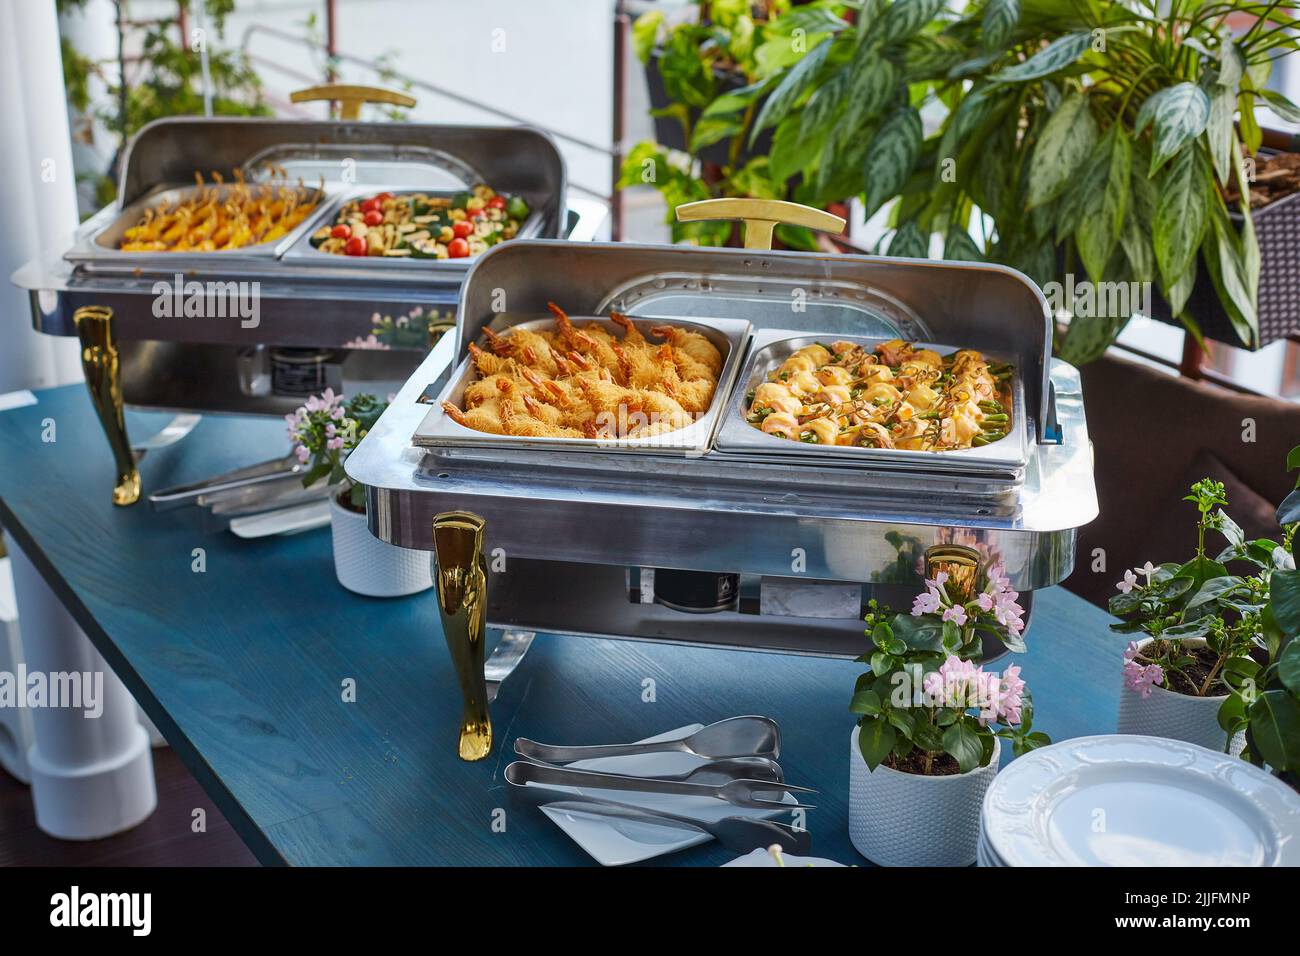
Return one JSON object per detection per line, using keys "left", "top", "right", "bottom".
{"left": 0, "top": 0, "right": 82, "bottom": 393}
{"left": 8, "top": 542, "right": 156, "bottom": 839}
{"left": 0, "top": 2, "right": 156, "bottom": 838}
{"left": 0, "top": 557, "right": 35, "bottom": 783}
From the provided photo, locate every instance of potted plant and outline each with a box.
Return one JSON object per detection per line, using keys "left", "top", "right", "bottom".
{"left": 1108, "top": 471, "right": 1295, "bottom": 752}
{"left": 624, "top": 1, "right": 874, "bottom": 248}
{"left": 1218, "top": 445, "right": 1300, "bottom": 790}
{"left": 894, "top": 0, "right": 1300, "bottom": 362}
{"left": 287, "top": 389, "right": 433, "bottom": 598}
{"left": 849, "top": 565, "right": 1049, "bottom": 866}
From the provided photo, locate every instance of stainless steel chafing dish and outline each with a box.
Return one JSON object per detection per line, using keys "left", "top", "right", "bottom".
{"left": 348, "top": 198, "right": 1097, "bottom": 667}
{"left": 11, "top": 85, "right": 604, "bottom": 507}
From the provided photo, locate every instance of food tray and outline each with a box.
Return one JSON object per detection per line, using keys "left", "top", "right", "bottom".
{"left": 412, "top": 313, "right": 751, "bottom": 456}
{"left": 713, "top": 329, "right": 1030, "bottom": 478}
{"left": 281, "top": 188, "right": 547, "bottom": 270}
{"left": 68, "top": 181, "right": 328, "bottom": 265}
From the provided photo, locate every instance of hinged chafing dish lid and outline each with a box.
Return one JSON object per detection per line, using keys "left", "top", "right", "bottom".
{"left": 455, "top": 240, "right": 1054, "bottom": 441}
{"left": 116, "top": 117, "right": 566, "bottom": 238}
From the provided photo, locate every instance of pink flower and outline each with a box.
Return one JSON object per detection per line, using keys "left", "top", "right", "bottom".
{"left": 925, "top": 570, "right": 949, "bottom": 590}
{"left": 294, "top": 444, "right": 310, "bottom": 463}
{"left": 942, "top": 604, "right": 968, "bottom": 625}
{"left": 912, "top": 587, "right": 942, "bottom": 616}
{"left": 988, "top": 664, "right": 1025, "bottom": 725}
{"left": 976, "top": 592, "right": 995, "bottom": 612}
{"left": 331, "top": 405, "right": 345, "bottom": 420}
{"left": 1124, "top": 659, "right": 1165, "bottom": 698}
{"left": 326, "top": 423, "right": 337, "bottom": 438}
{"left": 327, "top": 436, "right": 345, "bottom": 451}
{"left": 1116, "top": 569, "right": 1138, "bottom": 593}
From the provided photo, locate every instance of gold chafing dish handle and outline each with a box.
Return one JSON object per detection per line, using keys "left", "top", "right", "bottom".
{"left": 674, "top": 198, "right": 846, "bottom": 251}
{"left": 432, "top": 511, "right": 492, "bottom": 761}
{"left": 289, "top": 83, "right": 416, "bottom": 121}
{"left": 74, "top": 306, "right": 140, "bottom": 507}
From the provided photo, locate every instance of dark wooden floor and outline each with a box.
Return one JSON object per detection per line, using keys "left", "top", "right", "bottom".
{"left": 0, "top": 748, "right": 258, "bottom": 866}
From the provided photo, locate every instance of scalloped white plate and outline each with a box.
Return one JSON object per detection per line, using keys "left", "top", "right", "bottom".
{"left": 982, "top": 734, "right": 1300, "bottom": 867}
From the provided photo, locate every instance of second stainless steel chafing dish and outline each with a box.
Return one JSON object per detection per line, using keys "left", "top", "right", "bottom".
{"left": 12, "top": 85, "right": 605, "bottom": 508}
{"left": 347, "top": 198, "right": 1097, "bottom": 664}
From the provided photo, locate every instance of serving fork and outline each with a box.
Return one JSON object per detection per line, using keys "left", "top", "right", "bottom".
{"left": 514, "top": 715, "right": 780, "bottom": 763}
{"left": 504, "top": 759, "right": 816, "bottom": 810}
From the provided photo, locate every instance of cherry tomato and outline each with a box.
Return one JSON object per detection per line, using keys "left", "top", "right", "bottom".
{"left": 344, "top": 236, "right": 368, "bottom": 257}
{"left": 447, "top": 237, "right": 470, "bottom": 258}
{"left": 363, "top": 209, "right": 384, "bottom": 227}
{"left": 360, "top": 197, "right": 381, "bottom": 214}
{"left": 330, "top": 224, "right": 350, "bottom": 239}
{"left": 374, "top": 191, "right": 394, "bottom": 202}
{"left": 452, "top": 220, "right": 474, "bottom": 239}
{"left": 486, "top": 196, "right": 506, "bottom": 210}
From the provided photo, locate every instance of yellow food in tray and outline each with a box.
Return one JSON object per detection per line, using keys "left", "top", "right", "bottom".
{"left": 745, "top": 339, "right": 1013, "bottom": 451}
{"left": 443, "top": 302, "right": 721, "bottom": 440}
{"left": 117, "top": 171, "right": 320, "bottom": 252}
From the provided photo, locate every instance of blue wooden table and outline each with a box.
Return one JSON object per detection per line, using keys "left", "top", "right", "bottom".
{"left": 0, "top": 385, "right": 1119, "bottom": 866}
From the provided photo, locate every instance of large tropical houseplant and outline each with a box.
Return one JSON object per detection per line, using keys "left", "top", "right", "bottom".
{"left": 625, "top": 0, "right": 1300, "bottom": 361}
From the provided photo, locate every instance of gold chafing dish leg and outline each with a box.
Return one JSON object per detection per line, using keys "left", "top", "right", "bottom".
{"left": 74, "top": 306, "right": 140, "bottom": 507}
{"left": 924, "top": 544, "right": 983, "bottom": 603}
{"left": 432, "top": 511, "right": 492, "bottom": 761}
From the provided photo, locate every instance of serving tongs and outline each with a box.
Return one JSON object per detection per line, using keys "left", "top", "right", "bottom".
{"left": 148, "top": 454, "right": 315, "bottom": 513}
{"left": 504, "top": 760, "right": 816, "bottom": 811}
{"left": 514, "top": 715, "right": 780, "bottom": 764}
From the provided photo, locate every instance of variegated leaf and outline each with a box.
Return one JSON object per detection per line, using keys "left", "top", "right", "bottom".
{"left": 982, "top": 0, "right": 1020, "bottom": 51}
{"left": 842, "top": 53, "right": 900, "bottom": 136}
{"left": 902, "top": 33, "right": 967, "bottom": 78}
{"left": 889, "top": 221, "right": 930, "bottom": 258}
{"left": 876, "top": 0, "right": 947, "bottom": 46}
{"left": 750, "top": 40, "right": 833, "bottom": 144}
{"left": 863, "top": 106, "right": 923, "bottom": 217}
{"left": 1076, "top": 127, "right": 1131, "bottom": 282}
{"left": 944, "top": 227, "right": 985, "bottom": 261}
{"left": 1141, "top": 82, "right": 1210, "bottom": 175}
{"left": 992, "top": 32, "right": 1089, "bottom": 83}
{"left": 1153, "top": 147, "right": 1209, "bottom": 297}
{"left": 1026, "top": 92, "right": 1098, "bottom": 209}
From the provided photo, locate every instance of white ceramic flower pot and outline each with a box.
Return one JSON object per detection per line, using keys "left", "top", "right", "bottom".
{"left": 329, "top": 493, "right": 433, "bottom": 598}
{"left": 849, "top": 726, "right": 1000, "bottom": 867}
{"left": 1116, "top": 637, "right": 1245, "bottom": 755}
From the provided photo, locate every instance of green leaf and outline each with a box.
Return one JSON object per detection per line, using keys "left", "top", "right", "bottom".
{"left": 862, "top": 105, "right": 922, "bottom": 217}
{"left": 944, "top": 227, "right": 984, "bottom": 261}
{"left": 842, "top": 53, "right": 900, "bottom": 140}
{"left": 992, "top": 32, "right": 1089, "bottom": 83}
{"left": 889, "top": 220, "right": 929, "bottom": 258}
{"left": 982, "top": 0, "right": 1020, "bottom": 50}
{"left": 1261, "top": 89, "right": 1300, "bottom": 124}
{"left": 887, "top": 709, "right": 916, "bottom": 736}
{"left": 1059, "top": 313, "right": 1126, "bottom": 366}
{"left": 1142, "top": 83, "right": 1211, "bottom": 176}
{"left": 1203, "top": 201, "right": 1259, "bottom": 347}
{"left": 1248, "top": 690, "right": 1300, "bottom": 771}
{"left": 849, "top": 688, "right": 883, "bottom": 715}
{"left": 1272, "top": 569, "right": 1300, "bottom": 635}
{"left": 1206, "top": 83, "right": 1237, "bottom": 184}
{"left": 798, "top": 69, "right": 846, "bottom": 144}
{"left": 690, "top": 114, "right": 742, "bottom": 152}
{"left": 876, "top": 0, "right": 946, "bottom": 45}
{"left": 1076, "top": 126, "right": 1131, "bottom": 281}
{"left": 901, "top": 33, "right": 966, "bottom": 78}
{"left": 943, "top": 720, "right": 985, "bottom": 774}
{"left": 1278, "top": 642, "right": 1300, "bottom": 695}
{"left": 1153, "top": 146, "right": 1209, "bottom": 293}
{"left": 1026, "top": 92, "right": 1098, "bottom": 209}
{"left": 1278, "top": 489, "right": 1300, "bottom": 527}
{"left": 1186, "top": 575, "right": 1247, "bottom": 610}
{"left": 750, "top": 39, "right": 832, "bottom": 144}
{"left": 631, "top": 10, "right": 665, "bottom": 65}
{"left": 1218, "top": 692, "right": 1248, "bottom": 734}
{"left": 857, "top": 717, "right": 898, "bottom": 770}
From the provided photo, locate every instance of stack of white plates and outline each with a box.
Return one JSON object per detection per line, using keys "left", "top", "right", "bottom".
{"left": 978, "top": 735, "right": 1300, "bottom": 866}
